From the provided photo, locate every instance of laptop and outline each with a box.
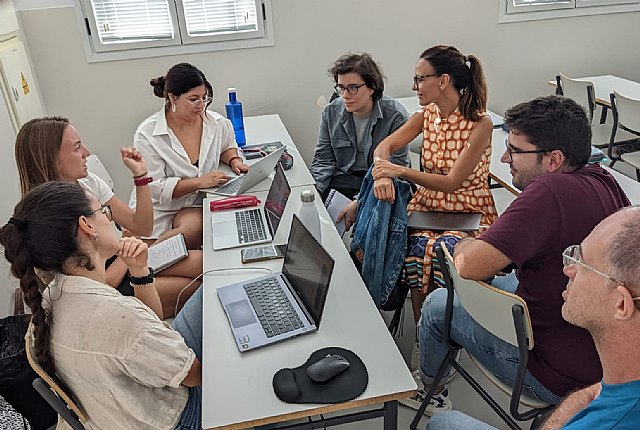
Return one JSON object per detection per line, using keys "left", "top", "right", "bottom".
{"left": 407, "top": 211, "right": 482, "bottom": 232}
{"left": 211, "top": 163, "right": 291, "bottom": 250}
{"left": 217, "top": 215, "right": 335, "bottom": 352}
{"left": 203, "top": 145, "right": 286, "bottom": 196}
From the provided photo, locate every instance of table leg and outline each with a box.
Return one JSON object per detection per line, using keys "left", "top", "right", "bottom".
{"left": 383, "top": 400, "right": 398, "bottom": 430}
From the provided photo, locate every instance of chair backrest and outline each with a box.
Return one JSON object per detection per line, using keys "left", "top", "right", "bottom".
{"left": 557, "top": 74, "right": 596, "bottom": 122}
{"left": 25, "top": 325, "right": 88, "bottom": 425}
{"left": 86, "top": 154, "right": 114, "bottom": 190}
{"left": 441, "top": 246, "right": 535, "bottom": 350}
{"left": 612, "top": 90, "right": 640, "bottom": 134}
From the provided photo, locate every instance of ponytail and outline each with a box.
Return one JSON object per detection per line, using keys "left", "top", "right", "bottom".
{"left": 459, "top": 55, "right": 487, "bottom": 122}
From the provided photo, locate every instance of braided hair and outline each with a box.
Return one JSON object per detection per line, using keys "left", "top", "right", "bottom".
{"left": 0, "top": 182, "right": 95, "bottom": 376}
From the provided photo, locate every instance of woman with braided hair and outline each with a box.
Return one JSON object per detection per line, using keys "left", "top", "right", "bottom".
{"left": 0, "top": 182, "right": 203, "bottom": 430}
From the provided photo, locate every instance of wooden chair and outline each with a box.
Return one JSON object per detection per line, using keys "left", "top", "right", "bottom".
{"left": 556, "top": 74, "right": 637, "bottom": 149}
{"left": 409, "top": 246, "right": 554, "bottom": 430}
{"left": 25, "top": 326, "right": 87, "bottom": 430}
{"left": 609, "top": 91, "right": 640, "bottom": 181}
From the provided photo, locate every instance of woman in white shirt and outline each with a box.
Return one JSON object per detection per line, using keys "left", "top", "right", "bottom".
{"left": 1, "top": 181, "right": 203, "bottom": 430}
{"left": 15, "top": 117, "right": 203, "bottom": 317}
{"left": 134, "top": 63, "right": 249, "bottom": 248}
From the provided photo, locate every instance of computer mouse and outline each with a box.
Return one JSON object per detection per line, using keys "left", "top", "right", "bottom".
{"left": 306, "top": 354, "right": 350, "bottom": 382}
{"left": 278, "top": 152, "right": 294, "bottom": 170}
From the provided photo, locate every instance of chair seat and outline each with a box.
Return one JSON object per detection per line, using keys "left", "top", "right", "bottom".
{"left": 467, "top": 353, "right": 550, "bottom": 410}
{"left": 621, "top": 150, "right": 640, "bottom": 169}
{"left": 591, "top": 124, "right": 637, "bottom": 148}
{"left": 409, "top": 137, "right": 422, "bottom": 154}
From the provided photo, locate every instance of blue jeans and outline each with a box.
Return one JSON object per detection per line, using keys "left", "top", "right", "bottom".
{"left": 427, "top": 410, "right": 498, "bottom": 430}
{"left": 171, "top": 286, "right": 203, "bottom": 430}
{"left": 418, "top": 274, "right": 562, "bottom": 405}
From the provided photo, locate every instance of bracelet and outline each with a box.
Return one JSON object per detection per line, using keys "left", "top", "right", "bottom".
{"left": 134, "top": 176, "right": 153, "bottom": 187}
{"left": 227, "top": 156, "right": 242, "bottom": 166}
{"left": 130, "top": 281, "right": 155, "bottom": 289}
{"left": 129, "top": 267, "right": 155, "bottom": 285}
{"left": 133, "top": 171, "right": 148, "bottom": 179}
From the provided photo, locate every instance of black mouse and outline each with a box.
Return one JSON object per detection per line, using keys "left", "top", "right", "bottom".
{"left": 306, "top": 354, "right": 350, "bottom": 382}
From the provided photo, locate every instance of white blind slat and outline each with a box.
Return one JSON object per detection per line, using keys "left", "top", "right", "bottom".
{"left": 182, "top": 0, "right": 258, "bottom": 36}
{"left": 91, "top": 0, "right": 174, "bottom": 43}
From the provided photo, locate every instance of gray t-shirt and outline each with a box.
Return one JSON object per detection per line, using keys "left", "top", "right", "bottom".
{"left": 352, "top": 114, "right": 372, "bottom": 172}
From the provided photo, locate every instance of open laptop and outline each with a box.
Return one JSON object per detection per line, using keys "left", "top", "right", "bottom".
{"left": 211, "top": 163, "right": 291, "bottom": 250}
{"left": 217, "top": 215, "right": 335, "bottom": 352}
{"left": 407, "top": 211, "right": 482, "bottom": 232}
{"left": 203, "top": 145, "right": 286, "bottom": 196}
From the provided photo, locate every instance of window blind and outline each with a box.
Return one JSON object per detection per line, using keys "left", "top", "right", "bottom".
{"left": 90, "top": 0, "right": 174, "bottom": 43}
{"left": 182, "top": 0, "right": 258, "bottom": 37}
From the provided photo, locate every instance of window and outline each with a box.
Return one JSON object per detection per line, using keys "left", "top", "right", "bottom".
{"left": 499, "top": 0, "right": 640, "bottom": 22}
{"left": 77, "top": 0, "right": 273, "bottom": 62}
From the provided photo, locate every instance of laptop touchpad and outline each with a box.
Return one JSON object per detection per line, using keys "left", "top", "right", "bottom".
{"left": 227, "top": 300, "right": 257, "bottom": 328}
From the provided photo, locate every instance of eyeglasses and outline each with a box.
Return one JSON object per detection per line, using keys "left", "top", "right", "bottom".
{"left": 180, "top": 96, "right": 212, "bottom": 107}
{"left": 90, "top": 204, "right": 112, "bottom": 222}
{"left": 563, "top": 245, "right": 624, "bottom": 286}
{"left": 413, "top": 74, "right": 438, "bottom": 87}
{"left": 504, "top": 139, "right": 550, "bottom": 162}
{"left": 334, "top": 83, "right": 366, "bottom": 96}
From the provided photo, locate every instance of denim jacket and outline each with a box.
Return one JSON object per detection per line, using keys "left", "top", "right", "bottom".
{"left": 350, "top": 168, "right": 412, "bottom": 308}
{"left": 311, "top": 95, "right": 410, "bottom": 195}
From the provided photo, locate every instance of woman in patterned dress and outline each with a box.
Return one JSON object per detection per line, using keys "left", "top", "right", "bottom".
{"left": 370, "top": 45, "right": 497, "bottom": 323}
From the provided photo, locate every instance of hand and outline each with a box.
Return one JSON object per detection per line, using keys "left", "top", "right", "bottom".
{"left": 117, "top": 237, "right": 149, "bottom": 271}
{"left": 230, "top": 158, "right": 249, "bottom": 175}
{"left": 336, "top": 200, "right": 358, "bottom": 231}
{"left": 120, "top": 147, "right": 147, "bottom": 177}
{"left": 198, "top": 171, "right": 230, "bottom": 188}
{"left": 372, "top": 159, "right": 403, "bottom": 181}
{"left": 373, "top": 177, "right": 395, "bottom": 202}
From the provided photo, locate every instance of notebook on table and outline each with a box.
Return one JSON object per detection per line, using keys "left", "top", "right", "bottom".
{"left": 218, "top": 215, "right": 335, "bottom": 352}
{"left": 202, "top": 145, "right": 286, "bottom": 197}
{"left": 407, "top": 211, "right": 482, "bottom": 232}
{"left": 211, "top": 163, "right": 291, "bottom": 250}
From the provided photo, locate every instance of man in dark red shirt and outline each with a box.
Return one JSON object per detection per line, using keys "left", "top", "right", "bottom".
{"left": 410, "top": 96, "right": 630, "bottom": 416}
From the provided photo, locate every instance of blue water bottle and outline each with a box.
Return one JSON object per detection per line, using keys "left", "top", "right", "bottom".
{"left": 225, "top": 87, "right": 246, "bottom": 147}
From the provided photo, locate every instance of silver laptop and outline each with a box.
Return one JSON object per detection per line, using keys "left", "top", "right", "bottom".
{"left": 217, "top": 215, "right": 335, "bottom": 352}
{"left": 203, "top": 145, "right": 286, "bottom": 196}
{"left": 211, "top": 163, "right": 291, "bottom": 250}
{"left": 407, "top": 211, "right": 482, "bottom": 232}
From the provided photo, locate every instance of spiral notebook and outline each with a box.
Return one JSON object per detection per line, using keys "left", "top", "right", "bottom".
{"left": 147, "top": 233, "right": 189, "bottom": 272}
{"left": 324, "top": 189, "right": 352, "bottom": 237}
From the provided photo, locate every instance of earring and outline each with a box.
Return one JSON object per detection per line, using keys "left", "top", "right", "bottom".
{"left": 171, "top": 103, "right": 176, "bottom": 113}
{"left": 91, "top": 232, "right": 99, "bottom": 240}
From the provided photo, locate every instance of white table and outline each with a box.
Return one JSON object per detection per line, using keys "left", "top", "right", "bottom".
{"left": 549, "top": 75, "right": 640, "bottom": 106}
{"left": 201, "top": 187, "right": 416, "bottom": 429}
{"left": 489, "top": 128, "right": 640, "bottom": 204}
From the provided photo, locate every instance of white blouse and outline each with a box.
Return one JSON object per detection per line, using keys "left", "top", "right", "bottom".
{"left": 132, "top": 108, "right": 237, "bottom": 237}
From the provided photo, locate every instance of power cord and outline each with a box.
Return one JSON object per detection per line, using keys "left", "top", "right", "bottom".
{"left": 174, "top": 266, "right": 273, "bottom": 317}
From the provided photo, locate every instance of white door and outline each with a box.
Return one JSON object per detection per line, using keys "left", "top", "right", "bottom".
{"left": 0, "top": 86, "right": 19, "bottom": 318}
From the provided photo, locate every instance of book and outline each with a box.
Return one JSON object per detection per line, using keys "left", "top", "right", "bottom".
{"left": 324, "top": 189, "right": 352, "bottom": 237}
{"left": 147, "top": 233, "right": 189, "bottom": 273}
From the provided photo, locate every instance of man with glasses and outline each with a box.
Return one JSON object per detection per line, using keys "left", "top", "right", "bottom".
{"left": 311, "top": 53, "right": 409, "bottom": 201}
{"left": 415, "top": 95, "right": 630, "bottom": 414}
{"left": 427, "top": 206, "right": 640, "bottom": 429}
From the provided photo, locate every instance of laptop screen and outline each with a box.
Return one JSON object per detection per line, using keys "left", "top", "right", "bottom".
{"left": 264, "top": 163, "right": 291, "bottom": 236}
{"left": 282, "top": 215, "right": 334, "bottom": 326}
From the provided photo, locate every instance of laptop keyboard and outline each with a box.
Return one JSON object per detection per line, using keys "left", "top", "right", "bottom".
{"left": 216, "top": 176, "right": 244, "bottom": 195}
{"left": 235, "top": 209, "right": 267, "bottom": 244}
{"left": 244, "top": 278, "right": 303, "bottom": 338}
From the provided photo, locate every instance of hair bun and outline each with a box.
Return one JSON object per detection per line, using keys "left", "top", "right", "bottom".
{"left": 150, "top": 76, "right": 166, "bottom": 98}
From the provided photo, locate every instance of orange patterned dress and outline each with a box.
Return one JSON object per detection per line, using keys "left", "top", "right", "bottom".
{"left": 402, "top": 103, "right": 497, "bottom": 292}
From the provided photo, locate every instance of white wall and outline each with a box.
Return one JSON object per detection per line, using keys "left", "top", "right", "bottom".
{"left": 11, "top": 0, "right": 640, "bottom": 203}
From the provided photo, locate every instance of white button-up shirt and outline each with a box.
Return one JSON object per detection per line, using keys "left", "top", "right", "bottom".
{"left": 133, "top": 108, "right": 237, "bottom": 237}
{"left": 41, "top": 274, "right": 194, "bottom": 430}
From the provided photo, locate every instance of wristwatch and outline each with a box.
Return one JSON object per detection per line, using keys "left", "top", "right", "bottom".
{"left": 129, "top": 267, "right": 155, "bottom": 285}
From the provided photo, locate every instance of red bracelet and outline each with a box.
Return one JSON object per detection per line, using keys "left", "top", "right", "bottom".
{"left": 134, "top": 176, "right": 153, "bottom": 186}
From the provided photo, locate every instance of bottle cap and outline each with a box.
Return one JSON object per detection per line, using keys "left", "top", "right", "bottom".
{"left": 228, "top": 87, "right": 236, "bottom": 92}
{"left": 300, "top": 190, "right": 315, "bottom": 203}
